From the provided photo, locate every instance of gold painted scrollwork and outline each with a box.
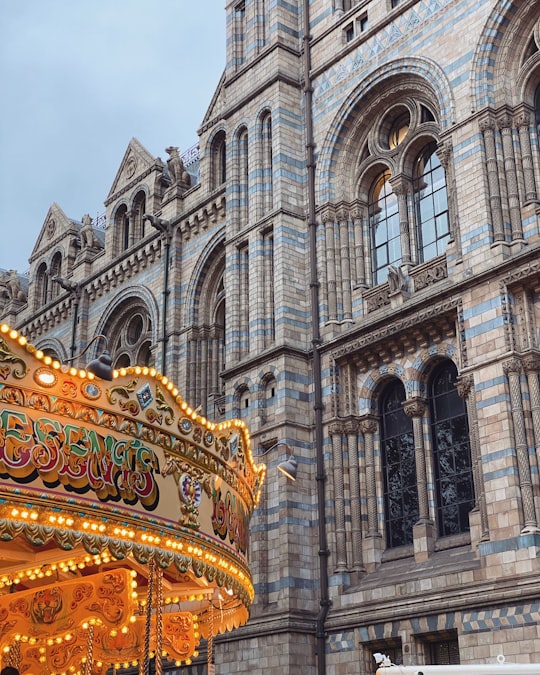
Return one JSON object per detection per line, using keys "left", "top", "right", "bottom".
{"left": 0, "top": 337, "right": 28, "bottom": 379}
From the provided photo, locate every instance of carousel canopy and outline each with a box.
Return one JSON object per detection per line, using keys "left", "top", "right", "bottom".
{"left": 0, "top": 324, "right": 266, "bottom": 674}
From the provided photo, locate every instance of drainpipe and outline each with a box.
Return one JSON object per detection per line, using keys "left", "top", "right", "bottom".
{"left": 143, "top": 215, "right": 172, "bottom": 376}
{"left": 302, "top": 3, "right": 330, "bottom": 675}
{"left": 52, "top": 277, "right": 81, "bottom": 359}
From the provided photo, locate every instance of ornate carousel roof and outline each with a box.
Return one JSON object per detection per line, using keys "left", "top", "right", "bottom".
{"left": 0, "top": 324, "right": 266, "bottom": 674}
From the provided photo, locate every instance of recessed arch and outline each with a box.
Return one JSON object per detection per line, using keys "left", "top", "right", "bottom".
{"left": 318, "top": 57, "right": 454, "bottom": 204}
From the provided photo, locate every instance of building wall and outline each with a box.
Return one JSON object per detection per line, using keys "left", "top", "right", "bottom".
{"left": 2, "top": 0, "right": 540, "bottom": 672}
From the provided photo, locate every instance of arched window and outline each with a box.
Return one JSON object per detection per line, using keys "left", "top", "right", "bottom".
{"left": 239, "top": 128, "right": 249, "bottom": 223}
{"left": 429, "top": 361, "right": 474, "bottom": 537}
{"left": 212, "top": 131, "right": 227, "bottom": 188}
{"left": 36, "top": 262, "right": 49, "bottom": 308}
{"left": 115, "top": 204, "right": 129, "bottom": 252}
{"left": 133, "top": 191, "right": 146, "bottom": 239}
{"left": 413, "top": 143, "right": 449, "bottom": 262}
{"left": 49, "top": 252, "right": 62, "bottom": 300}
{"left": 369, "top": 170, "right": 400, "bottom": 284}
{"left": 261, "top": 112, "right": 273, "bottom": 213}
{"left": 106, "top": 305, "right": 154, "bottom": 368}
{"left": 380, "top": 380, "right": 418, "bottom": 548}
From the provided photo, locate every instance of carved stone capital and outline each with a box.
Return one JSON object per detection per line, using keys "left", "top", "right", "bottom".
{"left": 350, "top": 201, "right": 365, "bottom": 221}
{"left": 455, "top": 374, "right": 474, "bottom": 398}
{"left": 436, "top": 140, "right": 453, "bottom": 169}
{"left": 359, "top": 416, "right": 378, "bottom": 435}
{"left": 497, "top": 113, "right": 513, "bottom": 130}
{"left": 329, "top": 421, "right": 344, "bottom": 436}
{"left": 320, "top": 205, "right": 336, "bottom": 224}
{"left": 343, "top": 418, "right": 360, "bottom": 435}
{"left": 515, "top": 111, "right": 531, "bottom": 128}
{"left": 336, "top": 204, "right": 349, "bottom": 223}
{"left": 479, "top": 116, "right": 496, "bottom": 133}
{"left": 503, "top": 357, "right": 522, "bottom": 375}
{"left": 523, "top": 352, "right": 540, "bottom": 373}
{"left": 403, "top": 397, "right": 427, "bottom": 418}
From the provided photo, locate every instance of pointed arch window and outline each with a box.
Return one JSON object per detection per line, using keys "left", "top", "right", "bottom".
{"left": 413, "top": 143, "right": 449, "bottom": 262}
{"left": 429, "top": 361, "right": 474, "bottom": 537}
{"left": 49, "top": 252, "right": 62, "bottom": 300}
{"left": 238, "top": 128, "right": 249, "bottom": 223}
{"left": 369, "top": 170, "right": 400, "bottom": 285}
{"left": 261, "top": 112, "right": 273, "bottom": 213}
{"left": 36, "top": 262, "right": 49, "bottom": 308}
{"left": 133, "top": 191, "right": 146, "bottom": 239}
{"left": 380, "top": 380, "right": 418, "bottom": 548}
{"left": 212, "top": 131, "right": 227, "bottom": 188}
{"left": 115, "top": 204, "right": 129, "bottom": 252}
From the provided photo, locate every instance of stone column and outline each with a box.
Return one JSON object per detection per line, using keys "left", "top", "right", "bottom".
{"left": 437, "top": 139, "right": 462, "bottom": 260}
{"left": 480, "top": 116, "right": 505, "bottom": 242}
{"left": 516, "top": 111, "right": 537, "bottom": 203}
{"left": 404, "top": 397, "right": 434, "bottom": 562}
{"left": 323, "top": 207, "right": 338, "bottom": 322}
{"left": 503, "top": 358, "right": 539, "bottom": 533}
{"left": 523, "top": 352, "right": 540, "bottom": 496}
{"left": 337, "top": 205, "right": 352, "bottom": 321}
{"left": 345, "top": 418, "right": 365, "bottom": 574}
{"left": 360, "top": 415, "right": 382, "bottom": 571}
{"left": 391, "top": 178, "right": 412, "bottom": 265}
{"left": 351, "top": 202, "right": 367, "bottom": 288}
{"left": 330, "top": 422, "right": 347, "bottom": 572}
{"left": 498, "top": 113, "right": 523, "bottom": 241}
{"left": 456, "top": 374, "right": 489, "bottom": 542}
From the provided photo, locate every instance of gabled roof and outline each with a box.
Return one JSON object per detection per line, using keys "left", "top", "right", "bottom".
{"left": 200, "top": 69, "right": 226, "bottom": 130}
{"left": 106, "top": 137, "right": 157, "bottom": 201}
{"left": 29, "top": 203, "right": 79, "bottom": 263}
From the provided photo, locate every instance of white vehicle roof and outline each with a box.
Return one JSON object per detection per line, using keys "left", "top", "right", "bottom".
{"left": 376, "top": 664, "right": 540, "bottom": 675}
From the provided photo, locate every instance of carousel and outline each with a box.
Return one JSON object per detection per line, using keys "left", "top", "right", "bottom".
{"left": 0, "top": 324, "right": 266, "bottom": 675}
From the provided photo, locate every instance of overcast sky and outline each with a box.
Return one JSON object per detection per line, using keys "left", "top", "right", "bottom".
{"left": 0, "top": 2, "right": 226, "bottom": 273}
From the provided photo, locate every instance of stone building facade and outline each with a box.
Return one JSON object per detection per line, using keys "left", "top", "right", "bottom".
{"left": 2, "top": 0, "right": 540, "bottom": 672}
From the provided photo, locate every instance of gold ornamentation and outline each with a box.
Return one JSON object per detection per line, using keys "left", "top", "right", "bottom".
{"left": 0, "top": 337, "right": 27, "bottom": 379}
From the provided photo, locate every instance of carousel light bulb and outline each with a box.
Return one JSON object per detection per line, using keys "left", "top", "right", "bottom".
{"left": 121, "top": 626, "right": 129, "bottom": 634}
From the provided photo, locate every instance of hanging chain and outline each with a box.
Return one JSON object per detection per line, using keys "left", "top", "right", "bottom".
{"left": 85, "top": 623, "right": 95, "bottom": 675}
{"left": 207, "top": 604, "right": 214, "bottom": 675}
{"left": 140, "top": 555, "right": 155, "bottom": 675}
{"left": 155, "top": 562, "right": 163, "bottom": 675}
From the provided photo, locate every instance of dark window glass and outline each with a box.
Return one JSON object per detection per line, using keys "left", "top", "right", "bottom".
{"left": 429, "top": 638, "right": 460, "bottom": 665}
{"left": 413, "top": 143, "right": 450, "bottom": 262}
{"left": 369, "top": 170, "right": 401, "bottom": 284}
{"left": 429, "top": 361, "right": 474, "bottom": 536}
{"left": 381, "top": 380, "right": 418, "bottom": 548}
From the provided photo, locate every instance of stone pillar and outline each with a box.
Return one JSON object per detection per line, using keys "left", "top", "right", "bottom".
{"left": 345, "top": 418, "right": 365, "bottom": 574}
{"left": 503, "top": 358, "right": 539, "bottom": 533}
{"left": 456, "top": 374, "right": 489, "bottom": 543}
{"left": 437, "top": 139, "right": 462, "bottom": 260}
{"left": 516, "top": 111, "right": 537, "bottom": 203}
{"left": 480, "top": 116, "right": 505, "bottom": 242}
{"left": 404, "top": 397, "right": 435, "bottom": 562}
{"left": 498, "top": 113, "right": 523, "bottom": 241}
{"left": 330, "top": 422, "right": 347, "bottom": 572}
{"left": 337, "top": 205, "right": 352, "bottom": 321}
{"left": 323, "top": 207, "right": 338, "bottom": 322}
{"left": 360, "top": 415, "right": 383, "bottom": 571}
{"left": 523, "top": 352, "right": 540, "bottom": 498}
{"left": 351, "top": 202, "right": 367, "bottom": 288}
{"left": 391, "top": 178, "right": 412, "bottom": 265}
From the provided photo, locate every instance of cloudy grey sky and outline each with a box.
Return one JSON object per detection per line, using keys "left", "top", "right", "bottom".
{"left": 0, "top": 2, "right": 225, "bottom": 273}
